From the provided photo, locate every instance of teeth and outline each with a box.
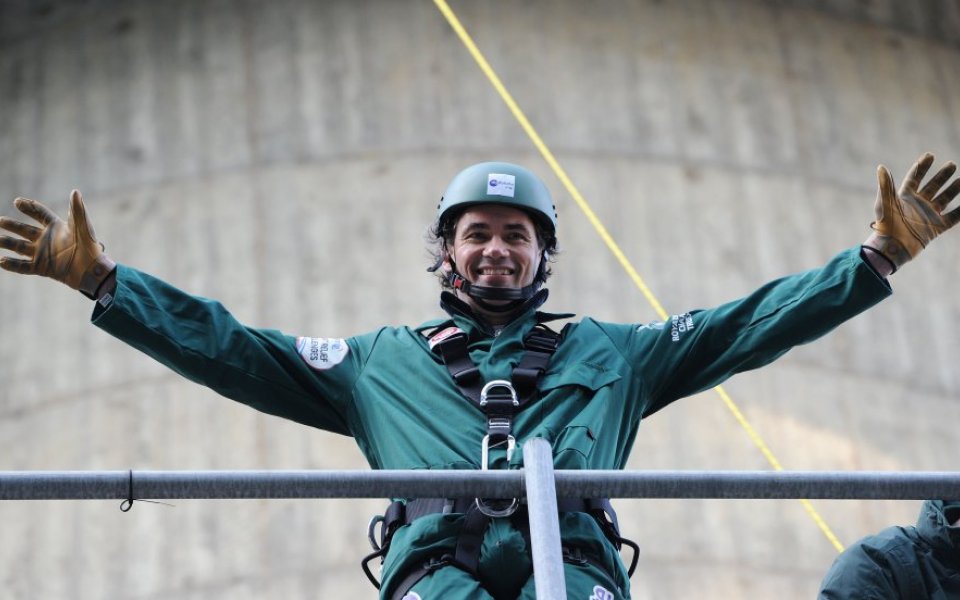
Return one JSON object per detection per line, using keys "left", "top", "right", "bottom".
{"left": 479, "top": 268, "right": 511, "bottom": 275}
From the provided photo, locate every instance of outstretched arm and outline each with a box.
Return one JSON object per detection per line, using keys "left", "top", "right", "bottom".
{"left": 0, "top": 190, "right": 116, "bottom": 298}
{"left": 862, "top": 152, "right": 960, "bottom": 276}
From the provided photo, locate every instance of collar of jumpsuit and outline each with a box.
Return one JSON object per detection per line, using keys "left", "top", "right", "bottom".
{"left": 444, "top": 204, "right": 545, "bottom": 328}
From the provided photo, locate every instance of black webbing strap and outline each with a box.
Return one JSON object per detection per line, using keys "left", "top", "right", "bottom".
{"left": 511, "top": 326, "right": 560, "bottom": 401}
{"left": 388, "top": 554, "right": 453, "bottom": 600}
{"left": 452, "top": 503, "right": 490, "bottom": 574}
{"left": 433, "top": 324, "right": 560, "bottom": 408}
{"left": 434, "top": 332, "right": 483, "bottom": 401}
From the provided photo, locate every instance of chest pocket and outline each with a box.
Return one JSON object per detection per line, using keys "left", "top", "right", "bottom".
{"left": 537, "top": 362, "right": 622, "bottom": 468}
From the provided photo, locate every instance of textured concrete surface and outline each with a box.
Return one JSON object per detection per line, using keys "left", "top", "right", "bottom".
{"left": 1, "top": 0, "right": 959, "bottom": 598}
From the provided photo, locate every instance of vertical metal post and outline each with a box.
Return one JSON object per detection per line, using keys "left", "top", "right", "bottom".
{"left": 524, "top": 438, "right": 566, "bottom": 600}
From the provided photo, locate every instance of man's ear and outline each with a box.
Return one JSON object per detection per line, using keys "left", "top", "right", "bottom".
{"left": 440, "top": 247, "right": 453, "bottom": 274}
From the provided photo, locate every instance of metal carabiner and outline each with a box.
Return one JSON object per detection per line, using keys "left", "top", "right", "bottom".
{"left": 480, "top": 432, "right": 516, "bottom": 468}
{"left": 475, "top": 380, "right": 520, "bottom": 518}
{"left": 476, "top": 432, "right": 519, "bottom": 517}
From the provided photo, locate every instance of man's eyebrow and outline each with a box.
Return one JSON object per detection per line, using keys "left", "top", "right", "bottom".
{"left": 460, "top": 222, "right": 491, "bottom": 233}
{"left": 460, "top": 221, "right": 533, "bottom": 233}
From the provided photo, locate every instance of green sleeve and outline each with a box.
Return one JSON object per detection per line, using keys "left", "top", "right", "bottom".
{"left": 602, "top": 247, "right": 892, "bottom": 416}
{"left": 818, "top": 528, "right": 922, "bottom": 600}
{"left": 92, "top": 265, "right": 363, "bottom": 436}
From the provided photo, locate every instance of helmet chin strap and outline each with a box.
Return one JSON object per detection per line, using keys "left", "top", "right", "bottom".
{"left": 444, "top": 256, "right": 546, "bottom": 314}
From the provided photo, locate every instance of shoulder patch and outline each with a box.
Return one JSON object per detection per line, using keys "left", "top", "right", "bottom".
{"left": 296, "top": 337, "right": 349, "bottom": 371}
{"left": 669, "top": 312, "right": 695, "bottom": 342}
{"left": 636, "top": 320, "right": 666, "bottom": 332}
{"left": 428, "top": 326, "right": 465, "bottom": 351}
{"left": 590, "top": 585, "right": 614, "bottom": 600}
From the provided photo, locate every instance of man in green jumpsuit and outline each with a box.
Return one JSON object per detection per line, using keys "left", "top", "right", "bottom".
{"left": 1, "top": 153, "right": 959, "bottom": 599}
{"left": 818, "top": 499, "right": 960, "bottom": 599}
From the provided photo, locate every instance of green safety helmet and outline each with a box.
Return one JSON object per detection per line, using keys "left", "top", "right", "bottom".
{"left": 436, "top": 162, "right": 557, "bottom": 237}
{"left": 434, "top": 162, "right": 557, "bottom": 312}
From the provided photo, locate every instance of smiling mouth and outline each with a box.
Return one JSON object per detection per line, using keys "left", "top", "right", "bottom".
{"left": 477, "top": 267, "right": 514, "bottom": 276}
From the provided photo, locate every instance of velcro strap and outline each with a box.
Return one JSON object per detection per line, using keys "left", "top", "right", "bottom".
{"left": 78, "top": 254, "right": 117, "bottom": 299}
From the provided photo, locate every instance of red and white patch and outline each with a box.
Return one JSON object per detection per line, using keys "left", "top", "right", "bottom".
{"left": 296, "top": 337, "right": 349, "bottom": 371}
{"left": 428, "top": 326, "right": 465, "bottom": 351}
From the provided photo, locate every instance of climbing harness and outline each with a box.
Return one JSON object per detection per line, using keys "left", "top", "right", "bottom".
{"left": 363, "top": 496, "right": 638, "bottom": 598}
{"left": 361, "top": 317, "right": 639, "bottom": 597}
{"left": 434, "top": 320, "right": 559, "bottom": 517}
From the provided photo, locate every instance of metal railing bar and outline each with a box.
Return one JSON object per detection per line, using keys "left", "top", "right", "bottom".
{"left": 1, "top": 470, "right": 958, "bottom": 501}
{"left": 524, "top": 439, "right": 566, "bottom": 600}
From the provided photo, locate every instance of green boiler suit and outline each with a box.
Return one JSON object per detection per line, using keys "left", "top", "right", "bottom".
{"left": 92, "top": 247, "right": 891, "bottom": 599}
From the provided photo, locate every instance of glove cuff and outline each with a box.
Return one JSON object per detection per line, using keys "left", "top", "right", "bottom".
{"left": 862, "top": 232, "right": 912, "bottom": 271}
{"left": 860, "top": 244, "right": 897, "bottom": 275}
{"left": 78, "top": 254, "right": 117, "bottom": 300}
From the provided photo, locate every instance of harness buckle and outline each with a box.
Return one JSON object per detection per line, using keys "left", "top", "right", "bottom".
{"left": 479, "top": 379, "right": 519, "bottom": 407}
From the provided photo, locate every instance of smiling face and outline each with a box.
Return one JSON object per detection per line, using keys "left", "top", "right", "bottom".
{"left": 444, "top": 204, "right": 543, "bottom": 320}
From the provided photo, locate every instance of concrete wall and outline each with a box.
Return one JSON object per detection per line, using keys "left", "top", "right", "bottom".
{"left": 1, "top": 0, "right": 958, "bottom": 598}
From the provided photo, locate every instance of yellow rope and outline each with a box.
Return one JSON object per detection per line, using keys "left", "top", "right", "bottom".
{"left": 432, "top": 0, "right": 845, "bottom": 554}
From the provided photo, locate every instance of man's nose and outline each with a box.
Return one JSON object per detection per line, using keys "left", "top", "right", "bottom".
{"left": 482, "top": 238, "right": 508, "bottom": 257}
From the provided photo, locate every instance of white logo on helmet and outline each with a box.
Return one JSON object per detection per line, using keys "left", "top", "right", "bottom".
{"left": 487, "top": 173, "right": 516, "bottom": 197}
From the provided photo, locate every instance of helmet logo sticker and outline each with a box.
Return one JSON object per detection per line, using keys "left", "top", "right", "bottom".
{"left": 487, "top": 173, "right": 516, "bottom": 197}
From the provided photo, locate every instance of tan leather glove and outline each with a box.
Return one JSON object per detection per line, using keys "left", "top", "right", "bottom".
{"left": 863, "top": 152, "right": 960, "bottom": 272}
{"left": 0, "top": 190, "right": 115, "bottom": 298}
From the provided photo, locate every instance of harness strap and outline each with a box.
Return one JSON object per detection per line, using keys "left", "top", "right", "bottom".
{"left": 452, "top": 503, "right": 490, "bottom": 574}
{"left": 433, "top": 323, "right": 560, "bottom": 408}
{"left": 371, "top": 497, "right": 636, "bottom": 593}
{"left": 511, "top": 327, "right": 560, "bottom": 401}
{"left": 434, "top": 324, "right": 559, "bottom": 478}
{"left": 513, "top": 499, "right": 638, "bottom": 578}
{"left": 434, "top": 332, "right": 482, "bottom": 397}
{"left": 388, "top": 554, "right": 453, "bottom": 600}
